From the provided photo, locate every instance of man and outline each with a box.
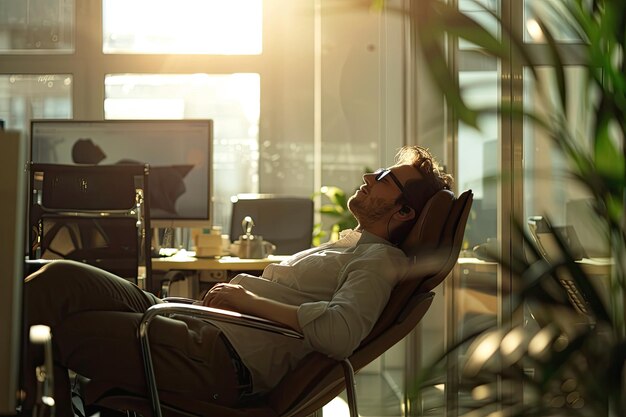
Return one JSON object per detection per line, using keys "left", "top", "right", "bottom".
{"left": 22, "top": 145, "right": 453, "bottom": 416}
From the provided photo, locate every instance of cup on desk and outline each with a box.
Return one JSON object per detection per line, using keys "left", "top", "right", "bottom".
{"left": 231, "top": 235, "right": 276, "bottom": 259}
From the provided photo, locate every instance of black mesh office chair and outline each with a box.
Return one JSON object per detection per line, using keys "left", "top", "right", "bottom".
{"left": 28, "top": 163, "right": 153, "bottom": 291}
{"left": 229, "top": 194, "right": 314, "bottom": 255}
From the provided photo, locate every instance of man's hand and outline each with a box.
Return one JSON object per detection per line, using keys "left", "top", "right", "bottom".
{"left": 200, "top": 283, "right": 302, "bottom": 332}
{"left": 201, "top": 283, "right": 256, "bottom": 311}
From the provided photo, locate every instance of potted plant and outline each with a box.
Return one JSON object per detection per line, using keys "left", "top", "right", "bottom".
{"left": 405, "top": 0, "right": 626, "bottom": 415}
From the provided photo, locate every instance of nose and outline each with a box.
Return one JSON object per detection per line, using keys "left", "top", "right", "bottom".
{"left": 362, "top": 172, "right": 376, "bottom": 185}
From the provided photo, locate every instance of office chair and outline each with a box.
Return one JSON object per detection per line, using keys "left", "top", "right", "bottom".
{"left": 229, "top": 194, "right": 314, "bottom": 255}
{"left": 527, "top": 216, "right": 592, "bottom": 317}
{"left": 81, "top": 189, "right": 473, "bottom": 417}
{"left": 28, "top": 163, "right": 153, "bottom": 291}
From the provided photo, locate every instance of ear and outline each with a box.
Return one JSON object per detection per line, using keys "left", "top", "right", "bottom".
{"left": 393, "top": 205, "right": 415, "bottom": 222}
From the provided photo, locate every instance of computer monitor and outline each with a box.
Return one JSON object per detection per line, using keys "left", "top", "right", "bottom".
{"left": 0, "top": 130, "right": 26, "bottom": 414}
{"left": 30, "top": 120, "right": 213, "bottom": 228}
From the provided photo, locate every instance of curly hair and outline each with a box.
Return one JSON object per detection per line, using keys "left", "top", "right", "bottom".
{"left": 395, "top": 146, "right": 453, "bottom": 192}
{"left": 389, "top": 146, "right": 454, "bottom": 244}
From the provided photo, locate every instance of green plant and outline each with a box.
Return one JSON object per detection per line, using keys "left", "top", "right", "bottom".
{"left": 312, "top": 167, "right": 375, "bottom": 245}
{"left": 407, "top": 0, "right": 626, "bottom": 415}
{"left": 312, "top": 185, "right": 358, "bottom": 245}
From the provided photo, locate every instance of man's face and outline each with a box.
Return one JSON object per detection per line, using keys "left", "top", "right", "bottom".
{"left": 348, "top": 164, "right": 422, "bottom": 228}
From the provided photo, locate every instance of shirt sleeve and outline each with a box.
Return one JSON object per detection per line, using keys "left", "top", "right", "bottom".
{"left": 296, "top": 246, "right": 404, "bottom": 359}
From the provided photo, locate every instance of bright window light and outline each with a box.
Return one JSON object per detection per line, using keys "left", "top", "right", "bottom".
{"left": 103, "top": 0, "right": 262, "bottom": 54}
{"left": 322, "top": 397, "right": 359, "bottom": 417}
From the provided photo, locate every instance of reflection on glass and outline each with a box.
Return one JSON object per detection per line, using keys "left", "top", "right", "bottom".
{"left": 102, "top": 0, "right": 262, "bottom": 54}
{"left": 524, "top": 0, "right": 582, "bottom": 43}
{"left": 459, "top": 71, "right": 499, "bottom": 254}
{"left": 523, "top": 67, "right": 596, "bottom": 243}
{"left": 104, "top": 73, "right": 260, "bottom": 232}
{"left": 454, "top": 69, "right": 500, "bottom": 412}
{"left": 0, "top": 0, "right": 74, "bottom": 52}
{"left": 0, "top": 74, "right": 72, "bottom": 135}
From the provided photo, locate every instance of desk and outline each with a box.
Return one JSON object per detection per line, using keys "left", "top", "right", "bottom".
{"left": 458, "top": 256, "right": 612, "bottom": 277}
{"left": 151, "top": 251, "right": 290, "bottom": 298}
{"left": 577, "top": 257, "right": 613, "bottom": 277}
{"left": 454, "top": 256, "right": 613, "bottom": 344}
{"left": 456, "top": 256, "right": 613, "bottom": 314}
{"left": 152, "top": 251, "right": 289, "bottom": 272}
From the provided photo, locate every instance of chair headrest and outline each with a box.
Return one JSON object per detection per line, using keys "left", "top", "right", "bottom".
{"left": 359, "top": 189, "right": 472, "bottom": 346}
{"left": 400, "top": 189, "right": 455, "bottom": 257}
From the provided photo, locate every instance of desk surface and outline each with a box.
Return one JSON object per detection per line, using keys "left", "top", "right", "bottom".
{"left": 458, "top": 256, "right": 612, "bottom": 277}
{"left": 152, "top": 251, "right": 289, "bottom": 271}
{"left": 154, "top": 253, "right": 613, "bottom": 274}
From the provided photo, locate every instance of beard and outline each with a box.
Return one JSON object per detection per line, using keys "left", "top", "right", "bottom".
{"left": 348, "top": 194, "right": 397, "bottom": 229}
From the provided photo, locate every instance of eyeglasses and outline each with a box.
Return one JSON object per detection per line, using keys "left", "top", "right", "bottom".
{"left": 374, "top": 168, "right": 404, "bottom": 193}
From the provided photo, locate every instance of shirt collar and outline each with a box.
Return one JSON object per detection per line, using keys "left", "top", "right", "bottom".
{"left": 357, "top": 230, "right": 394, "bottom": 246}
{"left": 334, "top": 229, "right": 393, "bottom": 248}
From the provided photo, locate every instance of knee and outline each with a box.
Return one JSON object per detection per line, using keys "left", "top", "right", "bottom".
{"left": 25, "top": 260, "right": 94, "bottom": 287}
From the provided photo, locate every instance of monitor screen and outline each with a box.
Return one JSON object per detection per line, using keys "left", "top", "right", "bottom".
{"left": 30, "top": 120, "right": 213, "bottom": 228}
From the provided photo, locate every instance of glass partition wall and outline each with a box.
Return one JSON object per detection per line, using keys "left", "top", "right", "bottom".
{"left": 408, "top": 0, "right": 594, "bottom": 415}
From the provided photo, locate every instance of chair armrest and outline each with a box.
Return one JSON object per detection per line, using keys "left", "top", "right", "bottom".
{"left": 145, "top": 302, "right": 303, "bottom": 339}
{"left": 161, "top": 296, "right": 195, "bottom": 304}
{"left": 138, "top": 302, "right": 303, "bottom": 417}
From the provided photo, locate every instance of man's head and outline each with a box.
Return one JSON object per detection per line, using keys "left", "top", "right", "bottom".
{"left": 347, "top": 146, "right": 453, "bottom": 244}
{"left": 72, "top": 138, "right": 106, "bottom": 164}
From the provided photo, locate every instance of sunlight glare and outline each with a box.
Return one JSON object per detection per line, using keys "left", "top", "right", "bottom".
{"left": 526, "top": 19, "right": 544, "bottom": 42}
{"left": 322, "top": 396, "right": 360, "bottom": 417}
{"left": 528, "top": 326, "right": 556, "bottom": 359}
{"left": 472, "top": 384, "right": 492, "bottom": 401}
{"left": 500, "top": 326, "right": 526, "bottom": 364}
{"left": 464, "top": 331, "right": 502, "bottom": 376}
{"left": 103, "top": 0, "right": 262, "bottom": 54}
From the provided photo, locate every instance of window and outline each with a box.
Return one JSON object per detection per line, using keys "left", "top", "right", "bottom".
{"left": 0, "top": 74, "right": 72, "bottom": 131}
{"left": 0, "top": 0, "right": 74, "bottom": 52}
{"left": 523, "top": 67, "right": 594, "bottom": 225}
{"left": 525, "top": 0, "right": 583, "bottom": 42}
{"left": 102, "top": 0, "right": 262, "bottom": 54}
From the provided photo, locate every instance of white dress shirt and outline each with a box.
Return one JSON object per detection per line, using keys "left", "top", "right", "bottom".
{"left": 212, "top": 229, "right": 411, "bottom": 393}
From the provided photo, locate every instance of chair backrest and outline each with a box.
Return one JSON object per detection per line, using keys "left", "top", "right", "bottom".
{"left": 28, "top": 163, "right": 152, "bottom": 288}
{"left": 267, "top": 189, "right": 473, "bottom": 416}
{"left": 229, "top": 194, "right": 314, "bottom": 255}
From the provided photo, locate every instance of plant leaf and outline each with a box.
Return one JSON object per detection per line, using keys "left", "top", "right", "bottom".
{"left": 320, "top": 186, "right": 348, "bottom": 210}
{"left": 594, "top": 123, "right": 626, "bottom": 190}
